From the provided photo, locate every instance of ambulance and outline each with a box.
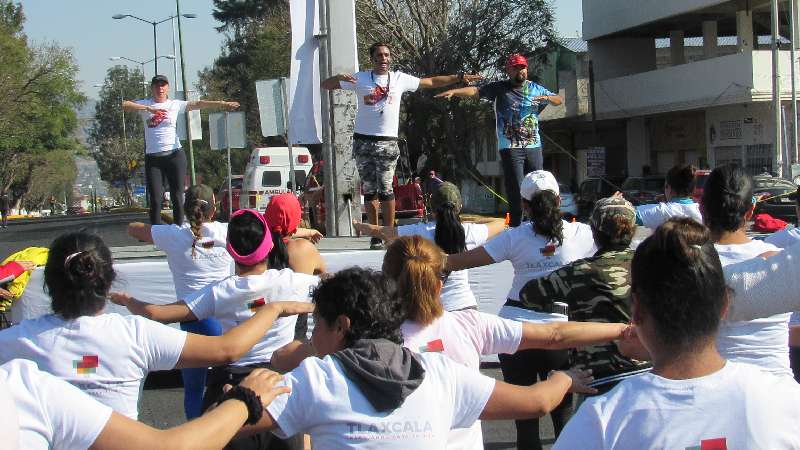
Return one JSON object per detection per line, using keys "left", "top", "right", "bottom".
{"left": 240, "top": 147, "right": 313, "bottom": 212}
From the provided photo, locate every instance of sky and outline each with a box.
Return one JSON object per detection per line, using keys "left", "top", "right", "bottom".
{"left": 19, "top": 0, "right": 583, "bottom": 102}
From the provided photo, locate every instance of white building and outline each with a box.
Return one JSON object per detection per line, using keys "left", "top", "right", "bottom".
{"left": 580, "top": 0, "right": 799, "bottom": 178}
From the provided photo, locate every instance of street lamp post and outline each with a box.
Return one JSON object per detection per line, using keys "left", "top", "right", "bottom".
{"left": 176, "top": 0, "right": 196, "bottom": 184}
{"left": 111, "top": 13, "right": 195, "bottom": 75}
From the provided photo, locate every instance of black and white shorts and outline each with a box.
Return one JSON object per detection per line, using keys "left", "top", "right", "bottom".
{"left": 353, "top": 137, "right": 400, "bottom": 200}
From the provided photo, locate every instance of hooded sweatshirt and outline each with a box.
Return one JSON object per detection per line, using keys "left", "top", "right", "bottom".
{"left": 333, "top": 338, "right": 426, "bottom": 412}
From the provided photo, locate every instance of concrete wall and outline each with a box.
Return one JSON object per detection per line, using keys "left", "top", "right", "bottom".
{"left": 583, "top": 0, "right": 729, "bottom": 40}
{"left": 588, "top": 38, "right": 657, "bottom": 81}
{"left": 626, "top": 118, "right": 650, "bottom": 177}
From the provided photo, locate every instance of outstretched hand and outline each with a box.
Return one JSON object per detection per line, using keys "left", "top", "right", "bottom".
{"left": 270, "top": 301, "right": 315, "bottom": 317}
{"left": 434, "top": 90, "right": 455, "bottom": 99}
{"left": 0, "top": 287, "right": 12, "bottom": 300}
{"left": 108, "top": 292, "right": 133, "bottom": 307}
{"left": 615, "top": 325, "right": 651, "bottom": 361}
{"left": 15, "top": 260, "right": 36, "bottom": 272}
{"left": 462, "top": 73, "right": 482, "bottom": 84}
{"left": 232, "top": 368, "right": 291, "bottom": 407}
{"left": 552, "top": 368, "right": 597, "bottom": 394}
{"left": 224, "top": 101, "right": 240, "bottom": 111}
{"left": 338, "top": 73, "right": 358, "bottom": 84}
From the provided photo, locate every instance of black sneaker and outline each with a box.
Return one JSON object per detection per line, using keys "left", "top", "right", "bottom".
{"left": 369, "top": 237, "right": 384, "bottom": 250}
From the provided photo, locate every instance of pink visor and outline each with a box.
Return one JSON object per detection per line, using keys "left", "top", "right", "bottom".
{"left": 226, "top": 209, "right": 274, "bottom": 266}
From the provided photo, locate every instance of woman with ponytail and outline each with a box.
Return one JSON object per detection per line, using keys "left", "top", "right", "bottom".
{"left": 446, "top": 170, "right": 596, "bottom": 450}
{"left": 700, "top": 165, "right": 792, "bottom": 378}
{"left": 0, "top": 231, "right": 312, "bottom": 424}
{"left": 354, "top": 182, "right": 505, "bottom": 311}
{"left": 126, "top": 184, "right": 231, "bottom": 420}
{"left": 382, "top": 236, "right": 628, "bottom": 450}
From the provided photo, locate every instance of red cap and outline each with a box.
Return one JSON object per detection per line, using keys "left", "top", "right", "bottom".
{"left": 265, "top": 193, "right": 302, "bottom": 237}
{"left": 506, "top": 54, "right": 528, "bottom": 68}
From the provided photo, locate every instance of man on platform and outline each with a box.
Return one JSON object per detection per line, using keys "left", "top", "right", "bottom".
{"left": 322, "top": 42, "right": 480, "bottom": 249}
{"left": 436, "top": 54, "right": 563, "bottom": 227}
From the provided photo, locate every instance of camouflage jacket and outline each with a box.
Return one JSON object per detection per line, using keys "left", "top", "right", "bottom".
{"left": 518, "top": 246, "right": 651, "bottom": 379}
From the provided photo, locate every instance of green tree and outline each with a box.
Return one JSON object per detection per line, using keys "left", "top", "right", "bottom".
{"left": 88, "top": 65, "right": 147, "bottom": 205}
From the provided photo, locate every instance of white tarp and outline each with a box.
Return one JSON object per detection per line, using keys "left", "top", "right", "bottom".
{"left": 288, "top": 0, "right": 322, "bottom": 144}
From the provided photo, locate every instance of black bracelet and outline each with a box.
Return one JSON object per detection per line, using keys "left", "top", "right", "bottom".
{"left": 220, "top": 385, "right": 264, "bottom": 425}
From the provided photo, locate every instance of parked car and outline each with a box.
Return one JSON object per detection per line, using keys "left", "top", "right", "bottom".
{"left": 692, "top": 169, "right": 711, "bottom": 203}
{"left": 218, "top": 175, "right": 243, "bottom": 222}
{"left": 621, "top": 176, "right": 666, "bottom": 206}
{"left": 66, "top": 206, "right": 89, "bottom": 216}
{"left": 559, "top": 183, "right": 578, "bottom": 218}
{"left": 752, "top": 176, "right": 798, "bottom": 224}
{"left": 576, "top": 176, "right": 626, "bottom": 219}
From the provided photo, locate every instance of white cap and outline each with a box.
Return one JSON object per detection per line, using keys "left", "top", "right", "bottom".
{"left": 520, "top": 170, "right": 560, "bottom": 200}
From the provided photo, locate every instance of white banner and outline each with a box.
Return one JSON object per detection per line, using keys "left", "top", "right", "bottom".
{"left": 176, "top": 90, "right": 202, "bottom": 141}
{"left": 328, "top": 0, "right": 359, "bottom": 75}
{"left": 288, "top": 0, "right": 322, "bottom": 144}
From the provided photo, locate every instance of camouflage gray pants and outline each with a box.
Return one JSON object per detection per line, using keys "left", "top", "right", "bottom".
{"left": 353, "top": 138, "right": 400, "bottom": 200}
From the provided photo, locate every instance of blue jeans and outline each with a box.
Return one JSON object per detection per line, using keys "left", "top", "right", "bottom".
{"left": 500, "top": 147, "right": 544, "bottom": 227}
{"left": 179, "top": 318, "right": 222, "bottom": 419}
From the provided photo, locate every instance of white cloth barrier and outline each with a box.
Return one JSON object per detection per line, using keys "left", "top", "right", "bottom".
{"left": 11, "top": 251, "right": 514, "bottom": 361}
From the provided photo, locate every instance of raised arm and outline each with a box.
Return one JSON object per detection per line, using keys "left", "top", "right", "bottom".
{"left": 534, "top": 94, "right": 563, "bottom": 106}
{"left": 287, "top": 239, "right": 326, "bottom": 275}
{"left": 353, "top": 221, "right": 397, "bottom": 241}
{"left": 176, "top": 301, "right": 314, "bottom": 368}
{"left": 517, "top": 321, "right": 628, "bottom": 351}
{"left": 445, "top": 246, "right": 495, "bottom": 271}
{"left": 109, "top": 293, "right": 197, "bottom": 323}
{"left": 418, "top": 73, "right": 481, "bottom": 89}
{"left": 187, "top": 100, "right": 239, "bottom": 112}
{"left": 122, "top": 100, "right": 161, "bottom": 113}
{"left": 434, "top": 86, "right": 480, "bottom": 100}
{"left": 127, "top": 222, "right": 154, "bottom": 244}
{"left": 321, "top": 73, "right": 357, "bottom": 90}
{"left": 480, "top": 369, "right": 595, "bottom": 420}
{"left": 723, "top": 246, "right": 800, "bottom": 321}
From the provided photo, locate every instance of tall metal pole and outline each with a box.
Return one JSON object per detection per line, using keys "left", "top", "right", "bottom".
{"left": 318, "top": 0, "right": 337, "bottom": 235}
{"left": 281, "top": 77, "right": 297, "bottom": 191}
{"left": 152, "top": 23, "right": 159, "bottom": 75}
{"left": 176, "top": 0, "right": 196, "bottom": 185}
{"left": 171, "top": 17, "right": 180, "bottom": 98}
{"left": 225, "top": 112, "right": 233, "bottom": 219}
{"left": 792, "top": 0, "right": 799, "bottom": 164}
{"left": 120, "top": 89, "right": 128, "bottom": 154}
{"left": 773, "top": 0, "right": 784, "bottom": 177}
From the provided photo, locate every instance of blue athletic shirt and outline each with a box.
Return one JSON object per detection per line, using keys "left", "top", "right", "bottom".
{"left": 478, "top": 80, "right": 554, "bottom": 150}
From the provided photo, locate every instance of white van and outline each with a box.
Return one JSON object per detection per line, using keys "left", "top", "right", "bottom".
{"left": 241, "top": 147, "right": 313, "bottom": 212}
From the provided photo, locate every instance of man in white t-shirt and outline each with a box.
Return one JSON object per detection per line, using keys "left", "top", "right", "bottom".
{"left": 122, "top": 75, "right": 240, "bottom": 226}
{"left": 322, "top": 42, "right": 480, "bottom": 249}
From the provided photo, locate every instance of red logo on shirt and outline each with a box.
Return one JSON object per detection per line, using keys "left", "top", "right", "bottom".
{"left": 419, "top": 339, "right": 444, "bottom": 353}
{"left": 147, "top": 109, "right": 168, "bottom": 128}
{"left": 685, "top": 438, "right": 727, "bottom": 450}
{"left": 247, "top": 298, "right": 266, "bottom": 313}
{"left": 364, "top": 86, "right": 389, "bottom": 106}
{"left": 73, "top": 355, "right": 99, "bottom": 375}
{"left": 540, "top": 244, "right": 556, "bottom": 256}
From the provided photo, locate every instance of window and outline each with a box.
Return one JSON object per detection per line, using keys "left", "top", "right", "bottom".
{"left": 261, "top": 171, "right": 282, "bottom": 187}
{"left": 745, "top": 144, "right": 773, "bottom": 176}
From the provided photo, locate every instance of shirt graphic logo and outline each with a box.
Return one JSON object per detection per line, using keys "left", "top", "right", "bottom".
{"left": 73, "top": 355, "right": 99, "bottom": 375}
{"left": 540, "top": 244, "right": 556, "bottom": 256}
{"left": 147, "top": 109, "right": 168, "bottom": 128}
{"left": 419, "top": 339, "right": 444, "bottom": 353}
{"left": 247, "top": 298, "right": 266, "bottom": 313}
{"left": 686, "top": 438, "right": 727, "bottom": 450}
{"left": 364, "top": 85, "right": 389, "bottom": 106}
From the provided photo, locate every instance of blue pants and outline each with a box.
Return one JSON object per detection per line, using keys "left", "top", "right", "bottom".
{"left": 500, "top": 147, "right": 544, "bottom": 227}
{"left": 179, "top": 318, "right": 222, "bottom": 419}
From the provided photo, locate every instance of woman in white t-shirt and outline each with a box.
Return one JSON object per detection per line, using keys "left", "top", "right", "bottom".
{"left": 446, "top": 170, "right": 596, "bottom": 450}
{"left": 553, "top": 218, "right": 800, "bottom": 450}
{"left": 354, "top": 182, "right": 505, "bottom": 311}
{"left": 634, "top": 164, "right": 703, "bottom": 229}
{"left": 0, "top": 231, "right": 311, "bottom": 421}
{"left": 128, "top": 184, "right": 230, "bottom": 420}
{"left": 241, "top": 266, "right": 595, "bottom": 449}
{"left": 121, "top": 74, "right": 239, "bottom": 226}
{"left": 382, "top": 235, "right": 627, "bottom": 450}
{"left": 700, "top": 165, "right": 792, "bottom": 377}
{"left": 114, "top": 209, "right": 318, "bottom": 448}
{"left": 1, "top": 358, "right": 290, "bottom": 450}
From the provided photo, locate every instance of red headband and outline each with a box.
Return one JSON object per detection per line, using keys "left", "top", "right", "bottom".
{"left": 226, "top": 209, "right": 274, "bottom": 266}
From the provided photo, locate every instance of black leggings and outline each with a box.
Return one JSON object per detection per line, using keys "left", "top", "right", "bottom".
{"left": 499, "top": 348, "right": 573, "bottom": 450}
{"left": 145, "top": 149, "right": 186, "bottom": 225}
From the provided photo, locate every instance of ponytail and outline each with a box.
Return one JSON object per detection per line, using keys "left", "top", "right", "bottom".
{"left": 383, "top": 236, "right": 445, "bottom": 325}
{"left": 267, "top": 230, "right": 290, "bottom": 270}
{"left": 183, "top": 185, "right": 215, "bottom": 258}
{"left": 434, "top": 203, "right": 466, "bottom": 255}
{"left": 527, "top": 190, "right": 563, "bottom": 246}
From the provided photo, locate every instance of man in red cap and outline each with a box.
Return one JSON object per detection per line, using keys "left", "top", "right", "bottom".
{"left": 436, "top": 53, "right": 562, "bottom": 227}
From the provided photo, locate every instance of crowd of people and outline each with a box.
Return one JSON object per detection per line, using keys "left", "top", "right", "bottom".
{"left": 3, "top": 39, "right": 800, "bottom": 450}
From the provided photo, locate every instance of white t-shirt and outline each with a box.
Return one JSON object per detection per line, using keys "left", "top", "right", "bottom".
{"left": 340, "top": 71, "right": 420, "bottom": 137}
{"left": 266, "top": 351, "right": 495, "bottom": 449}
{"left": 184, "top": 269, "right": 319, "bottom": 366}
{"left": 714, "top": 240, "right": 792, "bottom": 377}
{"left": 0, "top": 373, "right": 20, "bottom": 450}
{"left": 401, "top": 310, "right": 521, "bottom": 450}
{"left": 137, "top": 98, "right": 188, "bottom": 154}
{"left": 1, "top": 360, "right": 113, "bottom": 450}
{"left": 765, "top": 227, "right": 800, "bottom": 249}
{"left": 0, "top": 313, "right": 187, "bottom": 419}
{"left": 636, "top": 201, "right": 702, "bottom": 229}
{"left": 151, "top": 221, "right": 234, "bottom": 300}
{"left": 553, "top": 362, "right": 800, "bottom": 450}
{"left": 484, "top": 221, "right": 596, "bottom": 321}
{"left": 397, "top": 222, "right": 490, "bottom": 311}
